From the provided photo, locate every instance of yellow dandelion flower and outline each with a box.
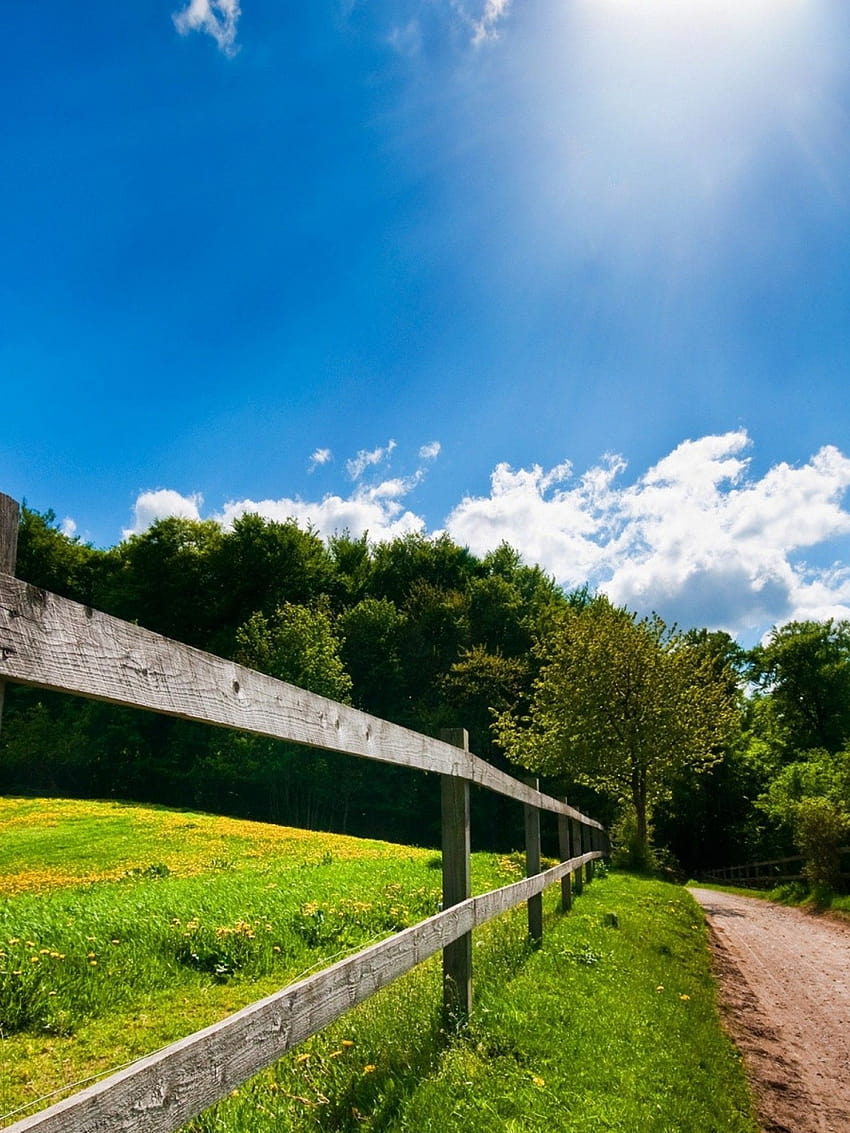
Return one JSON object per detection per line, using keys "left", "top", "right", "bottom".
{"left": 679, "top": 994, "right": 690, "bottom": 1001}
{"left": 89, "top": 960, "right": 97, "bottom": 966}
{"left": 362, "top": 1064, "right": 376, "bottom": 1075}
{"left": 655, "top": 985, "right": 664, "bottom": 992}
{"left": 30, "top": 956, "right": 40, "bottom": 963}
{"left": 295, "top": 1053, "right": 310, "bottom": 1064}
{"left": 341, "top": 1040, "right": 355, "bottom": 1048}
{"left": 532, "top": 1076, "right": 545, "bottom": 1088}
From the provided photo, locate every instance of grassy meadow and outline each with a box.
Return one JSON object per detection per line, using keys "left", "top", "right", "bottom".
{"left": 0, "top": 798, "right": 757, "bottom": 1131}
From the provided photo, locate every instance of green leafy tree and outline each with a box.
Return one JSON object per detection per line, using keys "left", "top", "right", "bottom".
{"left": 14, "top": 505, "right": 99, "bottom": 604}
{"left": 234, "top": 601, "right": 352, "bottom": 703}
{"left": 498, "top": 597, "right": 738, "bottom": 866}
{"left": 101, "top": 517, "right": 224, "bottom": 649}
{"left": 758, "top": 748, "right": 850, "bottom": 890}
{"left": 338, "top": 597, "right": 406, "bottom": 721}
{"left": 212, "top": 513, "right": 335, "bottom": 654}
{"left": 749, "top": 619, "right": 850, "bottom": 757}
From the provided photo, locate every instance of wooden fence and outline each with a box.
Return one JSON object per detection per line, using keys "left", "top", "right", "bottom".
{"left": 0, "top": 493, "right": 607, "bottom": 1133}
{"left": 703, "top": 850, "right": 850, "bottom": 889}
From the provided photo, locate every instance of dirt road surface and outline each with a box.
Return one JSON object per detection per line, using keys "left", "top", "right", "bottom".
{"left": 689, "top": 887, "right": 850, "bottom": 1133}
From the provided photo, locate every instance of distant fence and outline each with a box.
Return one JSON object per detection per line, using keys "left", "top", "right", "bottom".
{"left": 0, "top": 493, "right": 607, "bottom": 1133}
{"left": 702, "top": 849, "right": 850, "bottom": 889}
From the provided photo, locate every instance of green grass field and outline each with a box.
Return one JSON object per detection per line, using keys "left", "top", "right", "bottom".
{"left": 0, "top": 799, "right": 757, "bottom": 1131}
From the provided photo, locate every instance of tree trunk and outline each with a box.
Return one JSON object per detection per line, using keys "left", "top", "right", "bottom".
{"left": 631, "top": 765, "right": 651, "bottom": 868}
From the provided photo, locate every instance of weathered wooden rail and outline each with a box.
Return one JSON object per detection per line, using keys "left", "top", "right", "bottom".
{"left": 703, "top": 850, "right": 850, "bottom": 889}
{"left": 0, "top": 493, "right": 607, "bottom": 1132}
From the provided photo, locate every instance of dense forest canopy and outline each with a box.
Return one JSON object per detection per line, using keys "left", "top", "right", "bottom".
{"left": 2, "top": 506, "right": 849, "bottom": 882}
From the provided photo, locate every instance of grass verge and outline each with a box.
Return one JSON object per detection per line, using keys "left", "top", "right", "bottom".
{"left": 689, "top": 878, "right": 850, "bottom": 922}
{"left": 1, "top": 800, "right": 757, "bottom": 1131}
{"left": 185, "top": 872, "right": 755, "bottom": 1132}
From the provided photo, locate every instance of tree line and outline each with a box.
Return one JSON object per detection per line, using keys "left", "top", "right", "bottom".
{"left": 2, "top": 506, "right": 848, "bottom": 885}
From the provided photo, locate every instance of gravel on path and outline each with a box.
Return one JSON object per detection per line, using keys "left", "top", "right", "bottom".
{"left": 689, "top": 887, "right": 850, "bottom": 1133}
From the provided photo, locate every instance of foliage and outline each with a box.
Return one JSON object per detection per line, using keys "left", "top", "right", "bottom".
{"left": 498, "top": 597, "right": 738, "bottom": 866}
{"left": 757, "top": 748, "right": 850, "bottom": 889}
{"left": 235, "top": 601, "right": 352, "bottom": 704}
{"left": 749, "top": 619, "right": 850, "bottom": 757}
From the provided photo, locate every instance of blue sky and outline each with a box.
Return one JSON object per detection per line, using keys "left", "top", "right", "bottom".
{"left": 3, "top": 0, "right": 850, "bottom": 642}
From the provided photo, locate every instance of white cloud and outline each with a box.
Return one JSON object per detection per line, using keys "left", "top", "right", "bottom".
{"left": 215, "top": 457, "right": 431, "bottom": 542}
{"left": 471, "top": 0, "right": 512, "bottom": 45}
{"left": 123, "top": 489, "right": 203, "bottom": 540}
{"left": 121, "top": 434, "right": 850, "bottom": 641}
{"left": 308, "top": 448, "right": 333, "bottom": 473}
{"left": 446, "top": 432, "right": 850, "bottom": 639}
{"left": 60, "top": 517, "right": 77, "bottom": 539}
{"left": 216, "top": 485, "right": 425, "bottom": 543}
{"left": 419, "top": 441, "right": 441, "bottom": 461}
{"left": 346, "top": 439, "right": 397, "bottom": 481}
{"left": 172, "top": 0, "right": 241, "bottom": 57}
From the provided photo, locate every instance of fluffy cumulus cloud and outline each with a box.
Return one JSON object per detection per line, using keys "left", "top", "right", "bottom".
{"left": 172, "top": 0, "right": 241, "bottom": 56}
{"left": 216, "top": 484, "right": 425, "bottom": 544}
{"left": 446, "top": 432, "right": 850, "bottom": 639}
{"left": 124, "top": 442, "right": 438, "bottom": 545}
{"left": 122, "top": 489, "right": 204, "bottom": 539}
{"left": 123, "top": 433, "right": 850, "bottom": 640}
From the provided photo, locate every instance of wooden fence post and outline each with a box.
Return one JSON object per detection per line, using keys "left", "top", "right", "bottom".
{"left": 0, "top": 493, "right": 20, "bottom": 740}
{"left": 524, "top": 777, "right": 543, "bottom": 947}
{"left": 440, "top": 727, "right": 472, "bottom": 1028}
{"left": 558, "top": 800, "right": 572, "bottom": 913}
{"left": 585, "top": 824, "right": 594, "bottom": 884}
{"left": 572, "top": 817, "right": 583, "bottom": 895}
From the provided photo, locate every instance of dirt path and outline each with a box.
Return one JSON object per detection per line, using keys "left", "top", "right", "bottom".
{"left": 688, "top": 888, "right": 850, "bottom": 1133}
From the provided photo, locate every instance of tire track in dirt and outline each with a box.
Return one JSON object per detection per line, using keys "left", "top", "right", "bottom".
{"left": 689, "top": 887, "right": 850, "bottom": 1133}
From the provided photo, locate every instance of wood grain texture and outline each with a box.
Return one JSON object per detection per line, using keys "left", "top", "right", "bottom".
{"left": 6, "top": 850, "right": 603, "bottom": 1133}
{"left": 0, "top": 573, "right": 603, "bottom": 828}
{"left": 524, "top": 777, "right": 543, "bottom": 945}
{"left": 0, "top": 495, "right": 18, "bottom": 575}
{"left": 440, "top": 729, "right": 472, "bottom": 1025}
{"left": 0, "top": 494, "right": 19, "bottom": 735}
{"left": 558, "top": 809, "right": 572, "bottom": 913}
{"left": 571, "top": 818, "right": 584, "bottom": 895}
